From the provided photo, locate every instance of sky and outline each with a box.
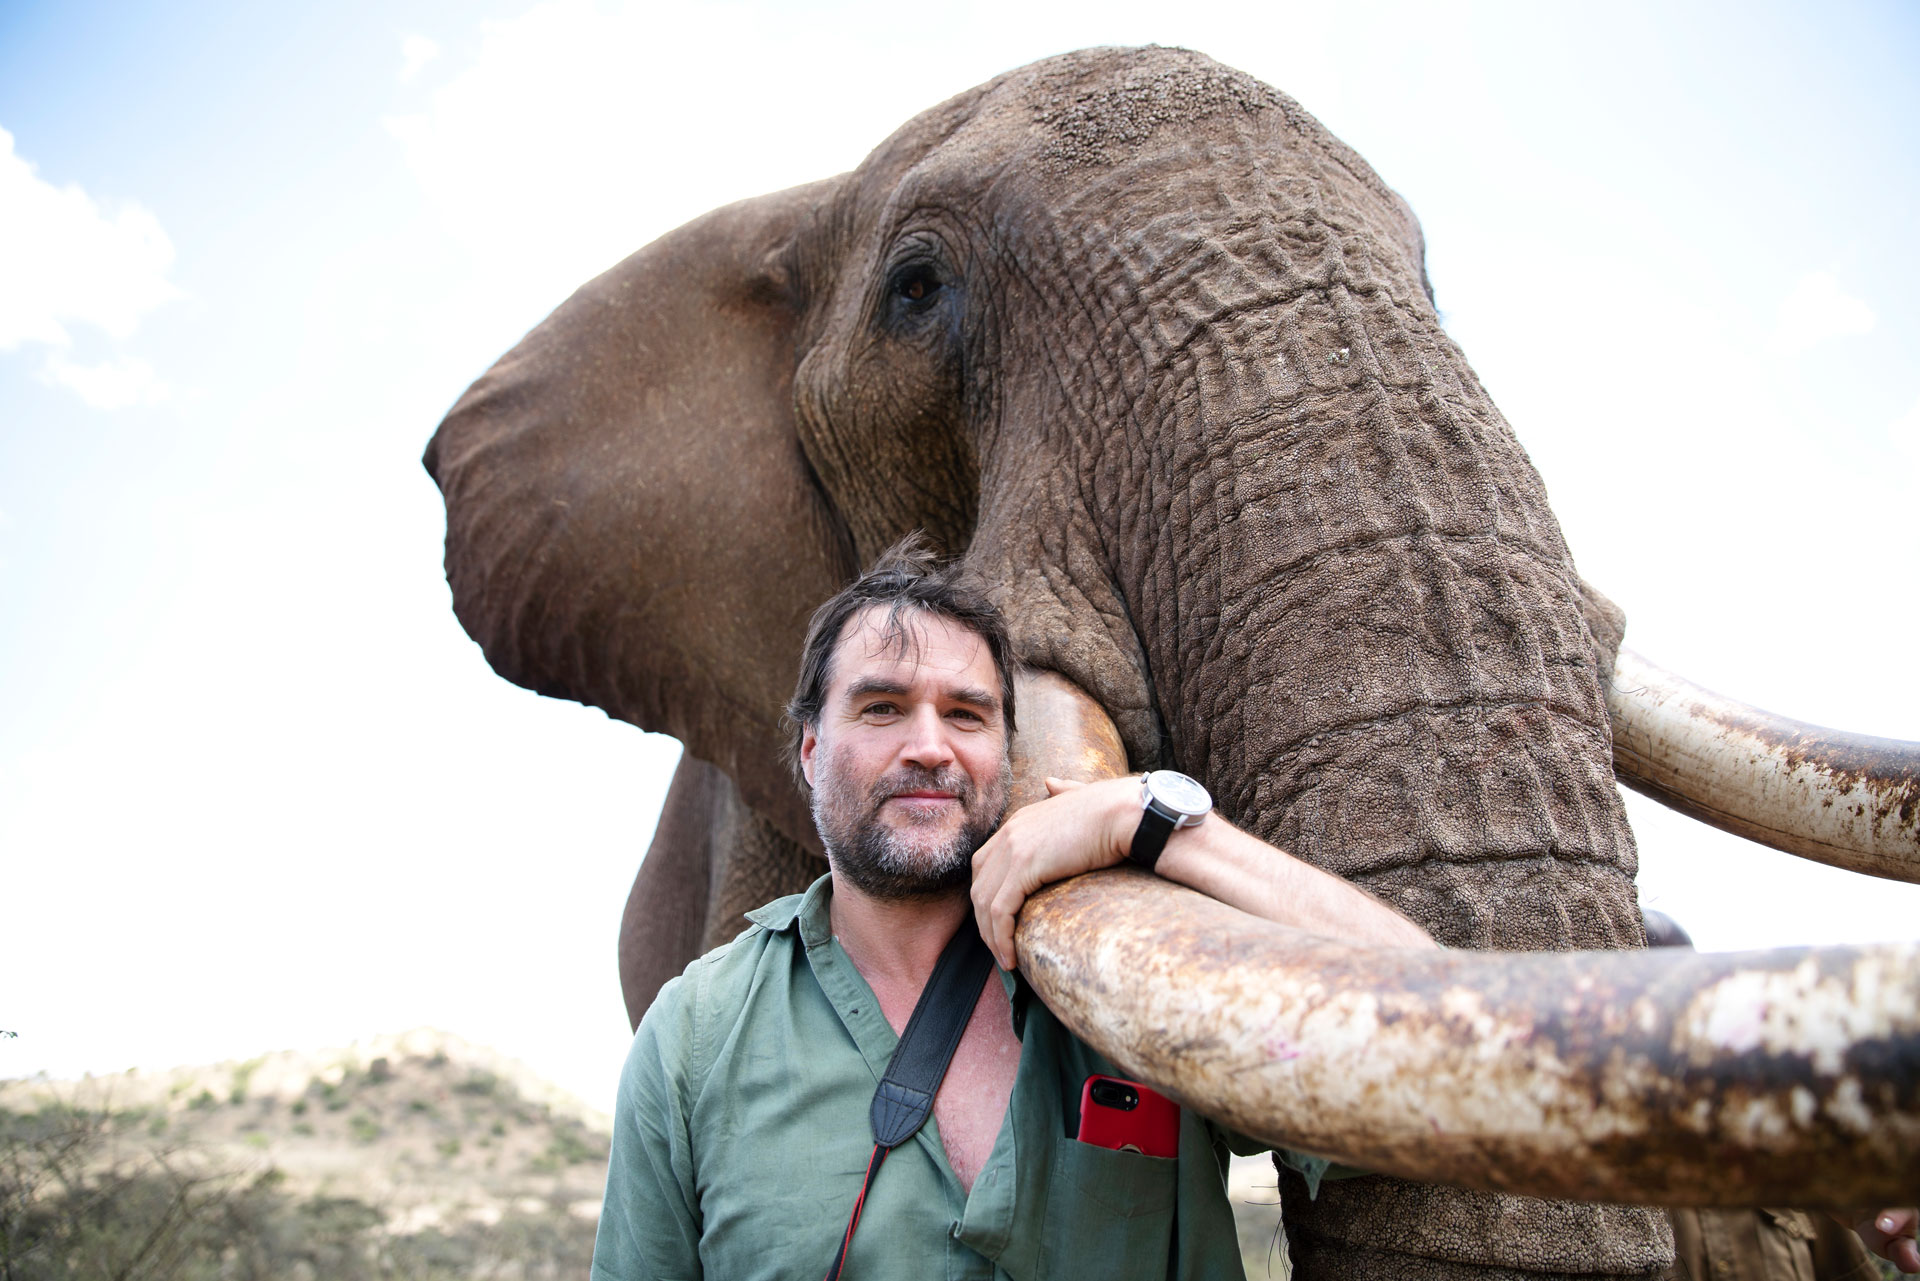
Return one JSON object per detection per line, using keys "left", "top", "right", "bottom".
{"left": 2, "top": 0, "right": 1916, "bottom": 1110}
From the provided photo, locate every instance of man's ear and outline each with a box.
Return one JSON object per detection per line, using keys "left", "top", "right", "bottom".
{"left": 799, "top": 724, "right": 819, "bottom": 790}
{"left": 424, "top": 177, "right": 853, "bottom": 847}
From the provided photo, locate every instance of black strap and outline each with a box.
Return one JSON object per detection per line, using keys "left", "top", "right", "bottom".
{"left": 823, "top": 922, "right": 995, "bottom": 1281}
{"left": 1128, "top": 800, "right": 1178, "bottom": 871}
{"left": 870, "top": 923, "right": 994, "bottom": 1147}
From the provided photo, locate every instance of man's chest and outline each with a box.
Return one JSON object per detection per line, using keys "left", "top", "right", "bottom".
{"left": 683, "top": 977, "right": 1021, "bottom": 1278}
{"left": 676, "top": 967, "right": 1207, "bottom": 1281}
{"left": 929, "top": 976, "right": 1022, "bottom": 1192}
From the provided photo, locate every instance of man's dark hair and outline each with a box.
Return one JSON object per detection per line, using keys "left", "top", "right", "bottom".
{"left": 785, "top": 533, "right": 1018, "bottom": 787}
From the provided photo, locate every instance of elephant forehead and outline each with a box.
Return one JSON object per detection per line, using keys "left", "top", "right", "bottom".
{"left": 873, "top": 48, "right": 1286, "bottom": 189}
{"left": 1022, "top": 48, "right": 1290, "bottom": 170}
{"left": 850, "top": 47, "right": 1426, "bottom": 289}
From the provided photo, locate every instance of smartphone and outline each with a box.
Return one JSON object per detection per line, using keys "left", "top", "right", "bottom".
{"left": 1075, "top": 1075, "right": 1180, "bottom": 1158}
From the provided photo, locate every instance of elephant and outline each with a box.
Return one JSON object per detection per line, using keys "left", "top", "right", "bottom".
{"left": 424, "top": 47, "right": 1920, "bottom": 1280}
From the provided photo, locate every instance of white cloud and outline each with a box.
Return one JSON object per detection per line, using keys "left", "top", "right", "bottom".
{"left": 400, "top": 34, "right": 440, "bottom": 83}
{"left": 1767, "top": 270, "right": 1876, "bottom": 356}
{"left": 40, "top": 352, "right": 167, "bottom": 409}
{"left": 0, "top": 127, "right": 181, "bottom": 351}
{"left": 0, "top": 126, "right": 179, "bottom": 409}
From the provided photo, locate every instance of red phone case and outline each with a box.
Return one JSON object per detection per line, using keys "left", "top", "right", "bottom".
{"left": 1076, "top": 1075, "right": 1180, "bottom": 1158}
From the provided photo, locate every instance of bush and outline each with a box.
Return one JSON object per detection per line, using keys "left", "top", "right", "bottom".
{"left": 228, "top": 1059, "right": 263, "bottom": 1106}
{"left": 529, "top": 1122, "right": 607, "bottom": 1173}
{"left": 452, "top": 1070, "right": 498, "bottom": 1098}
{"left": 0, "top": 1102, "right": 260, "bottom": 1281}
{"left": 0, "top": 1096, "right": 597, "bottom": 1280}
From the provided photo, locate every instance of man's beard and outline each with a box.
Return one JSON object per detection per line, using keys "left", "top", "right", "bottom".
{"left": 811, "top": 756, "right": 1011, "bottom": 902}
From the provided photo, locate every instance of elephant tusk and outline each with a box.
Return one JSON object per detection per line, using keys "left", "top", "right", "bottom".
{"left": 1018, "top": 869, "right": 1920, "bottom": 1207}
{"left": 1609, "top": 647, "right": 1920, "bottom": 882}
{"left": 1006, "top": 668, "right": 1131, "bottom": 809}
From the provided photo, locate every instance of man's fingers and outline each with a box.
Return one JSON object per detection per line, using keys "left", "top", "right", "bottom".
{"left": 984, "top": 872, "right": 1024, "bottom": 971}
{"left": 972, "top": 784, "right": 1126, "bottom": 968}
{"left": 1856, "top": 1209, "right": 1920, "bottom": 1274}
{"left": 1883, "top": 1209, "right": 1920, "bottom": 1274}
{"left": 970, "top": 835, "right": 1007, "bottom": 966}
{"left": 970, "top": 835, "right": 1019, "bottom": 970}
{"left": 1881, "top": 1229, "right": 1920, "bottom": 1277}
{"left": 977, "top": 826, "right": 1053, "bottom": 970}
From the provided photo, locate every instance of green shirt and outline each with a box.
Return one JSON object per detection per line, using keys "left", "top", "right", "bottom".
{"left": 592, "top": 874, "right": 1328, "bottom": 1280}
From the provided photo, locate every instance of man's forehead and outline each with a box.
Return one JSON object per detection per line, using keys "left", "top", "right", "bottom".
{"left": 827, "top": 606, "right": 993, "bottom": 692}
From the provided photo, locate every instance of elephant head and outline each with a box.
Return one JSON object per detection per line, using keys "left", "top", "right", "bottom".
{"left": 426, "top": 47, "right": 1920, "bottom": 1279}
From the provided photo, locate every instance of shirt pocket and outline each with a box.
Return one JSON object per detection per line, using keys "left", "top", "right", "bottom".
{"left": 1037, "top": 1138, "right": 1178, "bottom": 1279}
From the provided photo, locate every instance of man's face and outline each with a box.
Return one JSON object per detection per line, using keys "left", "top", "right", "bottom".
{"left": 800, "top": 606, "right": 1012, "bottom": 901}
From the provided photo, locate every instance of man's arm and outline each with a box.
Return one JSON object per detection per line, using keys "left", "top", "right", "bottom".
{"left": 592, "top": 980, "right": 705, "bottom": 1280}
{"left": 970, "top": 774, "right": 1435, "bottom": 972}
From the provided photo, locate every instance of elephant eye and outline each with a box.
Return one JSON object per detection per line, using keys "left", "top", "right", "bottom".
{"left": 892, "top": 265, "right": 943, "bottom": 307}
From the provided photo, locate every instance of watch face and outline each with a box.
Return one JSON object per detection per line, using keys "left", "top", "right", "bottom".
{"left": 1145, "top": 770, "right": 1211, "bottom": 818}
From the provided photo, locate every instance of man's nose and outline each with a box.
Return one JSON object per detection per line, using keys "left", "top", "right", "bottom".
{"left": 898, "top": 704, "right": 956, "bottom": 770}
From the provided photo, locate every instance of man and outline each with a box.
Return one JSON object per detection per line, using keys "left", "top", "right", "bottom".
{"left": 590, "top": 539, "right": 1437, "bottom": 1280}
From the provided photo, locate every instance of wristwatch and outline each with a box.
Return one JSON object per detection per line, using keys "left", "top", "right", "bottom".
{"left": 1128, "top": 770, "right": 1212, "bottom": 871}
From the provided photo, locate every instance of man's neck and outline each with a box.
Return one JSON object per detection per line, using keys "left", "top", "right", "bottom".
{"left": 826, "top": 873, "right": 973, "bottom": 994}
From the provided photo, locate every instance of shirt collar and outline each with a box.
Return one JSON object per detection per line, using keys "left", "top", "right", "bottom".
{"left": 744, "top": 872, "right": 835, "bottom": 947}
{"left": 746, "top": 872, "right": 1030, "bottom": 1036}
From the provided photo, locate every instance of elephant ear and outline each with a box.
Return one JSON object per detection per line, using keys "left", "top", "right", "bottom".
{"left": 424, "top": 178, "right": 851, "bottom": 846}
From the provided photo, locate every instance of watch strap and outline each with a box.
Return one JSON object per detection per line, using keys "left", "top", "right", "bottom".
{"left": 1129, "top": 801, "right": 1178, "bottom": 871}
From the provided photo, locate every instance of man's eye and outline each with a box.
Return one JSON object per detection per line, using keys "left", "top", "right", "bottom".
{"left": 947, "top": 708, "right": 982, "bottom": 723}
{"left": 862, "top": 702, "right": 898, "bottom": 716}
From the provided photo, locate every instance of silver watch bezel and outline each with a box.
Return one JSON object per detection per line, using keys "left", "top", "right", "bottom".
{"left": 1141, "top": 769, "right": 1212, "bottom": 828}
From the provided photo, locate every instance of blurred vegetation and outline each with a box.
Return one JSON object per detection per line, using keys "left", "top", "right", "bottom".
{"left": 0, "top": 1082, "right": 598, "bottom": 1280}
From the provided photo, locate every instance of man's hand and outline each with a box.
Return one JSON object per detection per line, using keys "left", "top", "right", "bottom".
{"left": 1853, "top": 1208, "right": 1920, "bottom": 1273}
{"left": 970, "top": 776, "right": 1133, "bottom": 971}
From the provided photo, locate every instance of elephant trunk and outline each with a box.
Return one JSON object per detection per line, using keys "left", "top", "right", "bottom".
{"left": 1124, "top": 278, "right": 1641, "bottom": 955}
